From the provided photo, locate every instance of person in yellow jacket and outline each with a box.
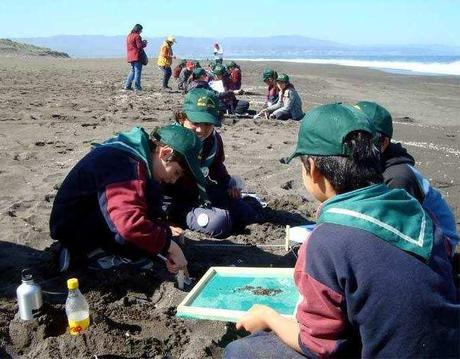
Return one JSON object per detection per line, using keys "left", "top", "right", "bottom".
{"left": 157, "top": 36, "right": 176, "bottom": 90}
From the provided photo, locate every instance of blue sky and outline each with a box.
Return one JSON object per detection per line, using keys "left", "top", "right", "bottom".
{"left": 1, "top": 0, "right": 459, "bottom": 46}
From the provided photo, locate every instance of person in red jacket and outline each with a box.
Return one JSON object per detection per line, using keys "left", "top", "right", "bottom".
{"left": 124, "top": 24, "right": 147, "bottom": 91}
{"left": 226, "top": 61, "right": 242, "bottom": 91}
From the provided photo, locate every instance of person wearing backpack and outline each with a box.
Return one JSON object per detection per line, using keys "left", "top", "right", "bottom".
{"left": 124, "top": 24, "right": 147, "bottom": 91}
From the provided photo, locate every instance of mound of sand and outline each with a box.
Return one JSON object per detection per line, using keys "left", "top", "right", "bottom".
{"left": 0, "top": 39, "right": 70, "bottom": 58}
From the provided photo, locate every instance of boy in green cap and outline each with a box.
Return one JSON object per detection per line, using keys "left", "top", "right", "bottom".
{"left": 212, "top": 65, "right": 249, "bottom": 115}
{"left": 164, "top": 88, "right": 264, "bottom": 237}
{"left": 184, "top": 68, "right": 210, "bottom": 94}
{"left": 50, "top": 125, "right": 206, "bottom": 272}
{"left": 356, "top": 100, "right": 459, "bottom": 254}
{"left": 264, "top": 73, "right": 303, "bottom": 121}
{"left": 224, "top": 103, "right": 458, "bottom": 358}
{"left": 226, "top": 61, "right": 242, "bottom": 91}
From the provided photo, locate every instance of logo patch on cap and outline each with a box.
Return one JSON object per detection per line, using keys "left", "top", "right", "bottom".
{"left": 197, "top": 96, "right": 217, "bottom": 109}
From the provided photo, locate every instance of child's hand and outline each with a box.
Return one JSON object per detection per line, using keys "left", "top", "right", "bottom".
{"left": 236, "top": 304, "right": 274, "bottom": 333}
{"left": 227, "top": 187, "right": 241, "bottom": 199}
{"left": 170, "top": 225, "right": 185, "bottom": 239}
{"left": 167, "top": 240, "right": 187, "bottom": 273}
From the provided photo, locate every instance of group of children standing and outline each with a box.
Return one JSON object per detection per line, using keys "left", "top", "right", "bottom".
{"left": 59, "top": 36, "right": 459, "bottom": 356}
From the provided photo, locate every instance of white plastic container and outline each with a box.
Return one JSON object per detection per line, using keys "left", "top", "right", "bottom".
{"left": 65, "top": 278, "right": 90, "bottom": 335}
{"left": 16, "top": 269, "right": 43, "bottom": 320}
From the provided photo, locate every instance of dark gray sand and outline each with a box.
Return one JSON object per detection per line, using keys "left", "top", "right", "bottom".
{"left": 0, "top": 57, "right": 459, "bottom": 358}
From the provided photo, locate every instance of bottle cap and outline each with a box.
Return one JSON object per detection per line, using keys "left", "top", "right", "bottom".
{"left": 21, "top": 268, "right": 33, "bottom": 281}
{"left": 67, "top": 278, "right": 79, "bottom": 290}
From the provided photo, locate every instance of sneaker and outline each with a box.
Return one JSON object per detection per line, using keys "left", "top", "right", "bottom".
{"left": 124, "top": 87, "right": 134, "bottom": 91}
{"left": 87, "top": 248, "right": 153, "bottom": 271}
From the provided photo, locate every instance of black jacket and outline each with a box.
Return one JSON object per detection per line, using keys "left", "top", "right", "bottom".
{"left": 382, "top": 142, "right": 424, "bottom": 203}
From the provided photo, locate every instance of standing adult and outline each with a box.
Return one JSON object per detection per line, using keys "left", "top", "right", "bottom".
{"left": 213, "top": 43, "right": 224, "bottom": 64}
{"left": 125, "top": 24, "right": 147, "bottom": 91}
{"left": 157, "top": 36, "right": 176, "bottom": 90}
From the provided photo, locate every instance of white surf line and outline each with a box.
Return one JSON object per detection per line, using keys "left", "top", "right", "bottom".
{"left": 393, "top": 121, "right": 448, "bottom": 130}
{"left": 396, "top": 139, "right": 460, "bottom": 157}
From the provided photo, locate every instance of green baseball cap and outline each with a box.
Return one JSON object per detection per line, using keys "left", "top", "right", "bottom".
{"left": 262, "top": 68, "right": 276, "bottom": 81}
{"left": 151, "top": 124, "right": 208, "bottom": 201}
{"left": 213, "top": 65, "right": 225, "bottom": 76}
{"left": 227, "top": 61, "right": 237, "bottom": 69}
{"left": 276, "top": 73, "right": 289, "bottom": 83}
{"left": 192, "top": 67, "right": 206, "bottom": 79}
{"left": 192, "top": 60, "right": 201, "bottom": 68}
{"left": 355, "top": 101, "right": 393, "bottom": 138}
{"left": 286, "top": 103, "right": 374, "bottom": 163}
{"left": 183, "top": 88, "right": 220, "bottom": 126}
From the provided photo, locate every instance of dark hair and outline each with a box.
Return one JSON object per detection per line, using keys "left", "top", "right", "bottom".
{"left": 131, "top": 24, "right": 143, "bottom": 33}
{"left": 148, "top": 134, "right": 191, "bottom": 178}
{"left": 301, "top": 131, "right": 383, "bottom": 193}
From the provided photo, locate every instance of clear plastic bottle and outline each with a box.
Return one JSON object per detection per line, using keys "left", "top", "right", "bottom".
{"left": 65, "top": 278, "right": 90, "bottom": 335}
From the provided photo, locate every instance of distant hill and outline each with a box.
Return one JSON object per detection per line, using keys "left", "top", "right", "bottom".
{"left": 0, "top": 39, "right": 70, "bottom": 58}
{"left": 13, "top": 35, "right": 460, "bottom": 59}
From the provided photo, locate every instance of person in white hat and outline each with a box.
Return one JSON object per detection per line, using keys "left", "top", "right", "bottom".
{"left": 157, "top": 36, "right": 176, "bottom": 89}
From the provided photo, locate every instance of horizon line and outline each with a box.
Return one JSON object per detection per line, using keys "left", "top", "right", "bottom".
{"left": 7, "top": 35, "right": 460, "bottom": 49}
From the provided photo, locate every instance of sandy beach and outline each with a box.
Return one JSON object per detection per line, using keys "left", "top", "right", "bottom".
{"left": 0, "top": 57, "right": 459, "bottom": 358}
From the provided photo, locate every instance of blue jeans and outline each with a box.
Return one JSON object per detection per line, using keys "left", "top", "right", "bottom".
{"left": 159, "top": 66, "right": 172, "bottom": 88}
{"left": 224, "top": 331, "right": 308, "bottom": 359}
{"left": 125, "top": 61, "right": 143, "bottom": 90}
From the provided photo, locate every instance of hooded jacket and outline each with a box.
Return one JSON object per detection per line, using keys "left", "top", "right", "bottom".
{"left": 383, "top": 142, "right": 459, "bottom": 251}
{"left": 50, "top": 127, "right": 171, "bottom": 256}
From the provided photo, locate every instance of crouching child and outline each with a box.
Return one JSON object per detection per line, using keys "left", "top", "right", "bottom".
{"left": 164, "top": 88, "right": 264, "bottom": 238}
{"left": 224, "top": 103, "right": 459, "bottom": 358}
{"left": 50, "top": 125, "right": 206, "bottom": 272}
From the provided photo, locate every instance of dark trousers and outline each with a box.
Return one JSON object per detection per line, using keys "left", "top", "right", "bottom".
{"left": 165, "top": 186, "right": 263, "bottom": 237}
{"left": 234, "top": 100, "right": 250, "bottom": 114}
{"left": 224, "top": 331, "right": 307, "bottom": 359}
{"left": 159, "top": 66, "right": 172, "bottom": 88}
{"left": 54, "top": 205, "right": 147, "bottom": 261}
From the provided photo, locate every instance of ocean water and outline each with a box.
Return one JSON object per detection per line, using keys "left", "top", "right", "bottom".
{"left": 190, "top": 274, "right": 299, "bottom": 315}
{"left": 232, "top": 55, "right": 460, "bottom": 76}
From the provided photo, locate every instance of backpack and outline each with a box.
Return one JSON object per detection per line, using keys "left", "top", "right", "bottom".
{"left": 139, "top": 49, "right": 148, "bottom": 66}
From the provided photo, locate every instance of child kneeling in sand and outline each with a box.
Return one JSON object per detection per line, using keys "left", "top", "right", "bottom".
{"left": 50, "top": 125, "right": 206, "bottom": 272}
{"left": 356, "top": 100, "right": 459, "bottom": 254}
{"left": 224, "top": 104, "right": 459, "bottom": 358}
{"left": 163, "top": 88, "right": 264, "bottom": 238}
{"left": 265, "top": 73, "right": 303, "bottom": 121}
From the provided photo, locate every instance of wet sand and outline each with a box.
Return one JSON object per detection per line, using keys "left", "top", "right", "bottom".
{"left": 0, "top": 57, "right": 459, "bottom": 358}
